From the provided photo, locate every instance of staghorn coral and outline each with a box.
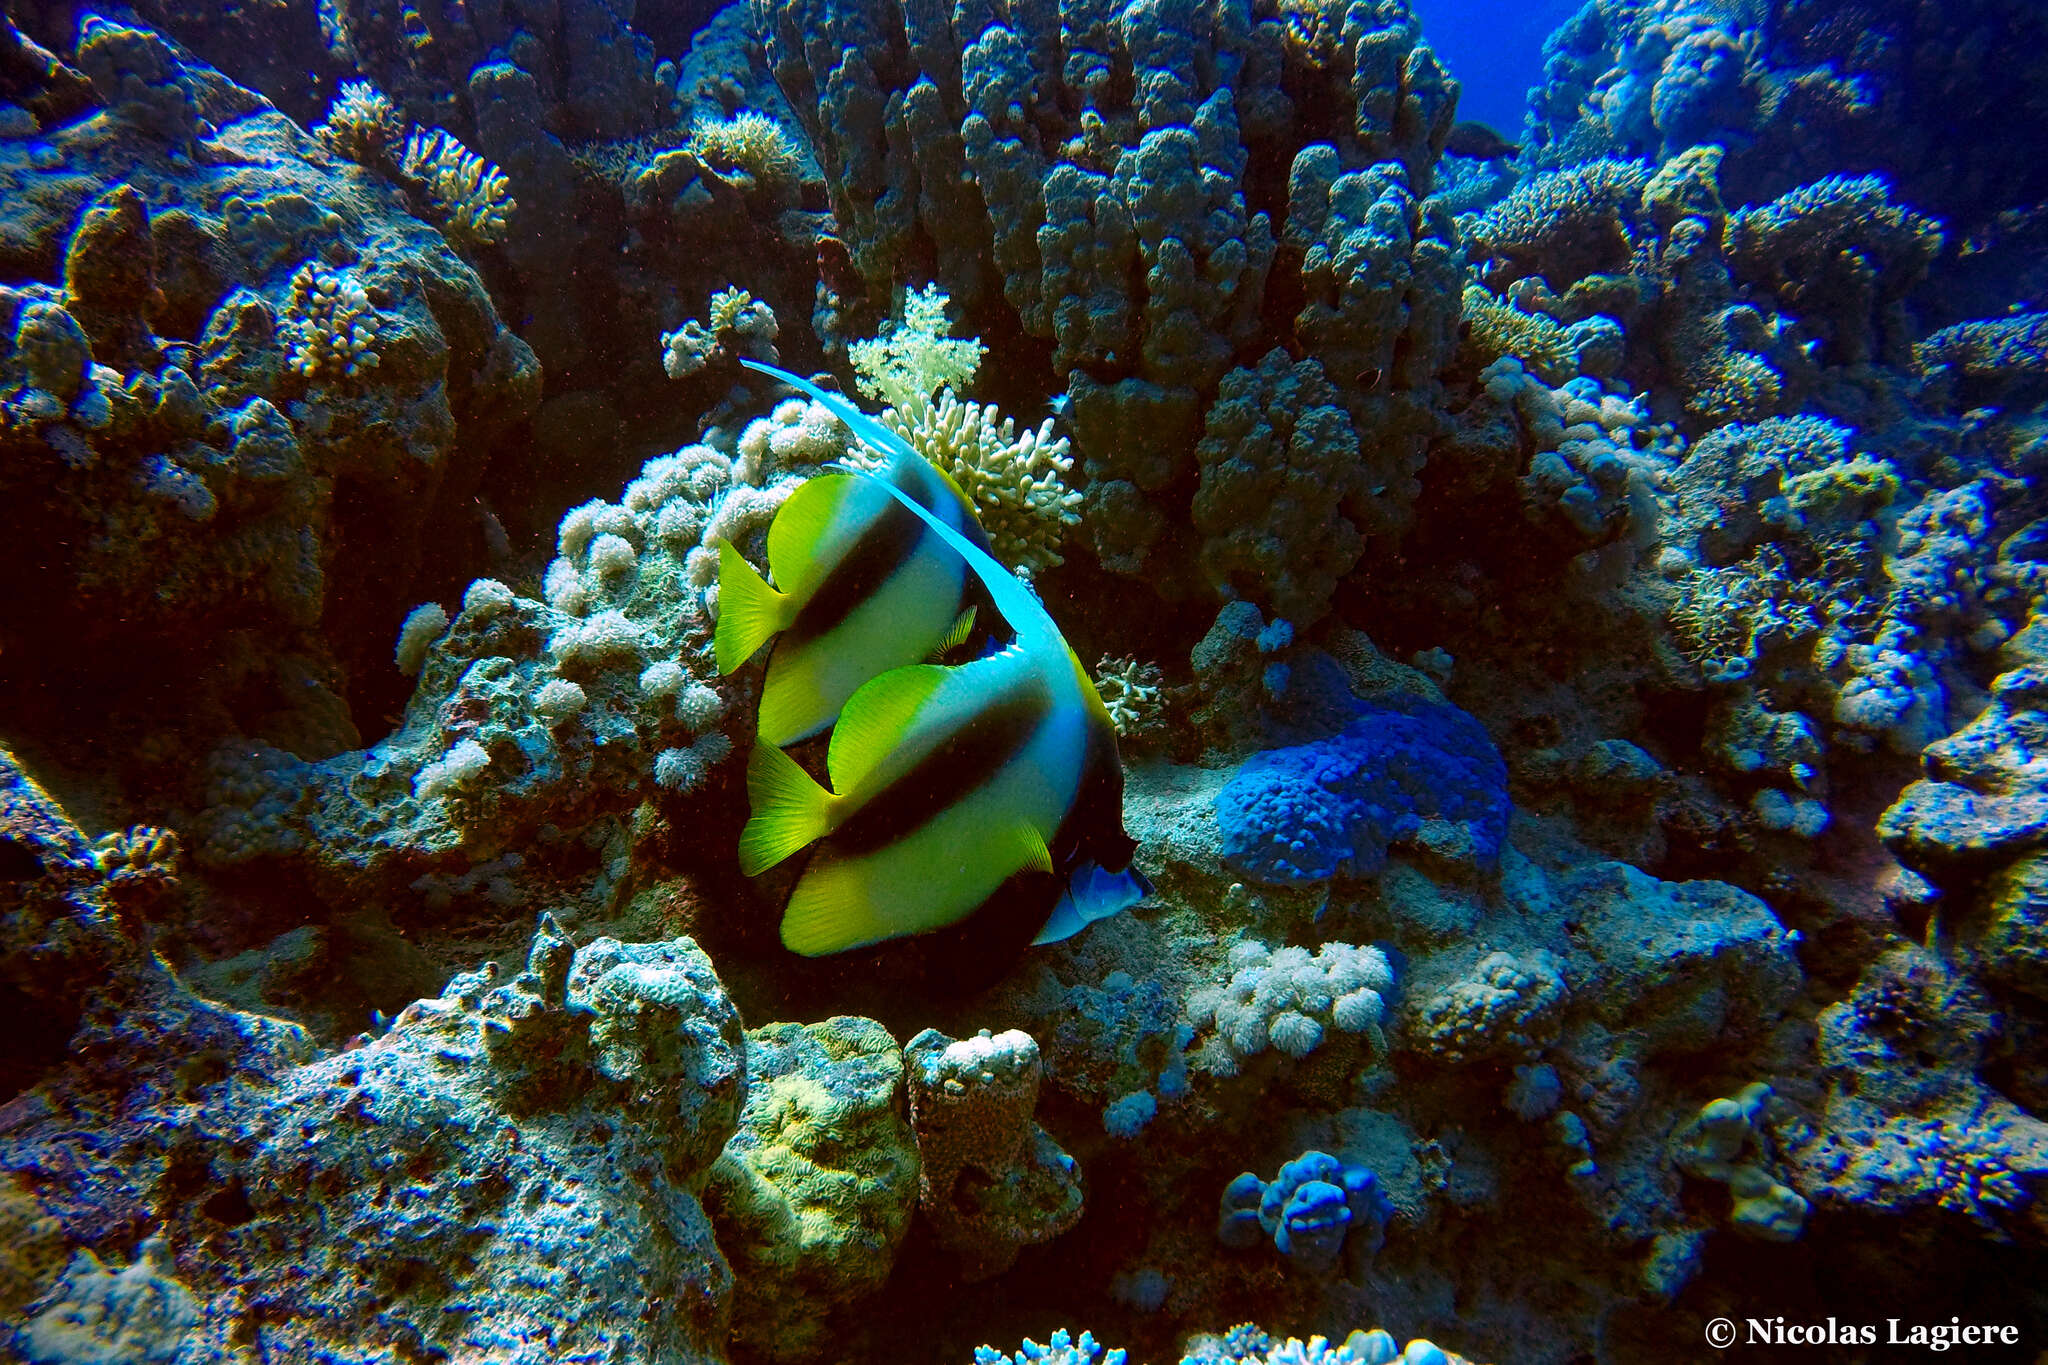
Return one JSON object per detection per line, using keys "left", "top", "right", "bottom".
{"left": 904, "top": 1027, "right": 1083, "bottom": 1281}
{"left": 400, "top": 127, "right": 515, "bottom": 249}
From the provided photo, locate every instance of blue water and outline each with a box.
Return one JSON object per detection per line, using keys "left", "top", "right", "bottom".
{"left": 1412, "top": 0, "right": 1584, "bottom": 135}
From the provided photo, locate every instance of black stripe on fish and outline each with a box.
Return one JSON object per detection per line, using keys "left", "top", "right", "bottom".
{"left": 827, "top": 684, "right": 1051, "bottom": 857}
{"left": 782, "top": 498, "right": 930, "bottom": 649}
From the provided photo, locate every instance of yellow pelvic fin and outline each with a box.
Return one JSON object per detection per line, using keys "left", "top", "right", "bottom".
{"left": 765, "top": 473, "right": 855, "bottom": 598}
{"left": 925, "top": 605, "right": 978, "bottom": 663}
{"left": 737, "top": 742, "right": 835, "bottom": 876}
{"left": 826, "top": 664, "right": 951, "bottom": 793}
{"left": 714, "top": 539, "right": 793, "bottom": 675}
{"left": 779, "top": 856, "right": 891, "bottom": 956}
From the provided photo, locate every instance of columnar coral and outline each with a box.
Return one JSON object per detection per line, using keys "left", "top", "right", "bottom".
{"left": 904, "top": 1027, "right": 1083, "bottom": 1280}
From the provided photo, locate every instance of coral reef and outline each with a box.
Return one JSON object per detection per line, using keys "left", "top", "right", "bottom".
{"left": 9, "top": 0, "right": 2048, "bottom": 1361}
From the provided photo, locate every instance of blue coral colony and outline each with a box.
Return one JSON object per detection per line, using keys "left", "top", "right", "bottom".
{"left": 1, "top": 0, "right": 2045, "bottom": 1363}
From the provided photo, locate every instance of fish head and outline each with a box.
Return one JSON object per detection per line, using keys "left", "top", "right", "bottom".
{"left": 1031, "top": 858, "right": 1152, "bottom": 945}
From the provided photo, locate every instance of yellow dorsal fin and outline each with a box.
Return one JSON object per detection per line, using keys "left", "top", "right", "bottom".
{"left": 826, "top": 664, "right": 951, "bottom": 793}
{"left": 765, "top": 473, "right": 856, "bottom": 598}
{"left": 925, "top": 605, "right": 978, "bottom": 663}
{"left": 779, "top": 856, "right": 891, "bottom": 956}
{"left": 737, "top": 742, "right": 835, "bottom": 876}
{"left": 714, "top": 539, "right": 793, "bottom": 675}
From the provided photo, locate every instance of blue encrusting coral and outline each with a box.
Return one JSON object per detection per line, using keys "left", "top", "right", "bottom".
{"left": 5, "top": 0, "right": 2048, "bottom": 1360}
{"left": 1217, "top": 695, "right": 1509, "bottom": 883}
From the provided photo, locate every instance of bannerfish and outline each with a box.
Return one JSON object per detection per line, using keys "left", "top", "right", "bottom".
{"left": 714, "top": 454, "right": 990, "bottom": 746}
{"left": 735, "top": 359, "right": 1150, "bottom": 957}
{"left": 1445, "top": 121, "right": 1521, "bottom": 162}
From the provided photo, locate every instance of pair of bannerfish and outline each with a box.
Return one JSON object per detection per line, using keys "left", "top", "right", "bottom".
{"left": 714, "top": 361, "right": 1150, "bottom": 958}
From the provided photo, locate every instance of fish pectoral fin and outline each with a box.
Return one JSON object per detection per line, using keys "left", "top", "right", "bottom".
{"left": 737, "top": 742, "right": 834, "bottom": 876}
{"left": 826, "top": 663, "right": 952, "bottom": 792}
{"left": 713, "top": 539, "right": 792, "bottom": 675}
{"left": 1012, "top": 824, "right": 1055, "bottom": 877}
{"left": 925, "top": 605, "right": 978, "bottom": 663}
{"left": 779, "top": 856, "right": 888, "bottom": 957}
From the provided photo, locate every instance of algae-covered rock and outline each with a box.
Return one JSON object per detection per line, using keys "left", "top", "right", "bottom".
{"left": 705, "top": 1016, "right": 919, "bottom": 1362}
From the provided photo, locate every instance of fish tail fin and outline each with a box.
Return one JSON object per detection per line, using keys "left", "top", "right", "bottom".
{"left": 738, "top": 742, "right": 834, "bottom": 875}
{"left": 714, "top": 539, "right": 791, "bottom": 674}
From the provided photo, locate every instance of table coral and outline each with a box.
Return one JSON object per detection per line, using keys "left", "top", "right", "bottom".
{"left": 904, "top": 1027, "right": 1084, "bottom": 1281}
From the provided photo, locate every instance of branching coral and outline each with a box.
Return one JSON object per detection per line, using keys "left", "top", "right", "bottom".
{"left": 879, "top": 395, "right": 1081, "bottom": 576}
{"left": 841, "top": 285, "right": 1079, "bottom": 575}
{"left": 1466, "top": 158, "right": 1650, "bottom": 283}
{"left": 401, "top": 127, "right": 514, "bottom": 248}
{"left": 1094, "top": 656, "right": 1167, "bottom": 740}
{"left": 689, "top": 109, "right": 804, "bottom": 195}
{"left": 278, "top": 262, "right": 383, "bottom": 382}
{"left": 662, "top": 287, "right": 780, "bottom": 379}
{"left": 315, "top": 79, "right": 404, "bottom": 167}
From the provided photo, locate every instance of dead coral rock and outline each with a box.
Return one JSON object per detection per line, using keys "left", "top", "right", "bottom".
{"left": 905, "top": 1027, "right": 1083, "bottom": 1281}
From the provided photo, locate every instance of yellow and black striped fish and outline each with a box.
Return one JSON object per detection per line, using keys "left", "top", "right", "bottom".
{"left": 736, "top": 361, "right": 1149, "bottom": 957}
{"left": 715, "top": 454, "right": 988, "bottom": 746}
